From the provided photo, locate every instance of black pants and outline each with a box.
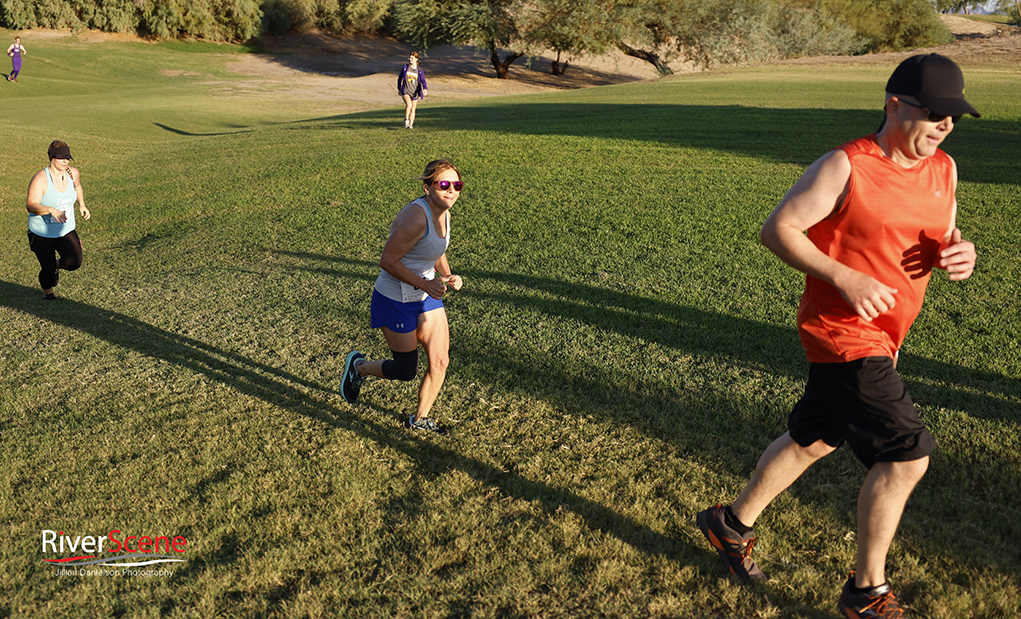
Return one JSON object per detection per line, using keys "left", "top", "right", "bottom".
{"left": 28, "top": 230, "right": 82, "bottom": 290}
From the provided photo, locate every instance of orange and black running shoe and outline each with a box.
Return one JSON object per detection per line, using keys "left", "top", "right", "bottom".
{"left": 696, "top": 505, "right": 767, "bottom": 580}
{"left": 838, "top": 572, "right": 906, "bottom": 618}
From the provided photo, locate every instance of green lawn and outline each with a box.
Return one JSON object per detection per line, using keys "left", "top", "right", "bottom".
{"left": 1, "top": 30, "right": 1019, "bottom": 618}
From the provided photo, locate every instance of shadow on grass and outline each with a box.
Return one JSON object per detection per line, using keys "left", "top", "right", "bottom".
{"left": 272, "top": 253, "right": 1021, "bottom": 592}
{"left": 153, "top": 122, "right": 255, "bottom": 137}
{"left": 253, "top": 39, "right": 647, "bottom": 87}
{"left": 5, "top": 254, "right": 1018, "bottom": 608}
{"left": 275, "top": 252, "right": 1020, "bottom": 425}
{"left": 286, "top": 103, "right": 1020, "bottom": 185}
{"left": 0, "top": 278, "right": 716, "bottom": 581}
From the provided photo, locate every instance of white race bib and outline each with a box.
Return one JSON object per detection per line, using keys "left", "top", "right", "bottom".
{"left": 400, "top": 270, "right": 434, "bottom": 303}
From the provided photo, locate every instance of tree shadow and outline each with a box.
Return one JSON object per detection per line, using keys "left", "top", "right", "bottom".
{"left": 284, "top": 103, "right": 1020, "bottom": 184}
{"left": 269, "top": 252, "right": 1021, "bottom": 592}
{"left": 273, "top": 252, "right": 1020, "bottom": 425}
{"left": 250, "top": 35, "right": 650, "bottom": 87}
{"left": 0, "top": 273, "right": 855, "bottom": 612}
{"left": 0, "top": 278, "right": 706, "bottom": 574}
{"left": 7, "top": 241, "right": 1020, "bottom": 607}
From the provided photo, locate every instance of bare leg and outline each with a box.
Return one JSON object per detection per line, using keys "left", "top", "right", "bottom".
{"left": 856, "top": 457, "right": 928, "bottom": 588}
{"left": 403, "top": 95, "right": 414, "bottom": 126}
{"left": 731, "top": 432, "right": 836, "bottom": 526}
{"left": 356, "top": 310, "right": 449, "bottom": 420}
{"left": 408, "top": 98, "right": 419, "bottom": 128}
{"left": 413, "top": 307, "right": 449, "bottom": 420}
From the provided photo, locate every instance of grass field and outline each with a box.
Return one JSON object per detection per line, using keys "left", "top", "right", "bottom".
{"left": 1, "top": 29, "right": 1019, "bottom": 618}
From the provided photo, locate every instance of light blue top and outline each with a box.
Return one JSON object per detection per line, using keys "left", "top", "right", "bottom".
{"left": 28, "top": 168, "right": 77, "bottom": 238}
{"left": 374, "top": 197, "right": 451, "bottom": 303}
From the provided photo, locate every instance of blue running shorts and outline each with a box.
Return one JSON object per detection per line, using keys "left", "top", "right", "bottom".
{"left": 370, "top": 289, "right": 443, "bottom": 333}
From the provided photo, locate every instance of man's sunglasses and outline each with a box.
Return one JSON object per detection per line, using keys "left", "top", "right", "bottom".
{"left": 433, "top": 180, "right": 464, "bottom": 192}
{"left": 900, "top": 99, "right": 961, "bottom": 124}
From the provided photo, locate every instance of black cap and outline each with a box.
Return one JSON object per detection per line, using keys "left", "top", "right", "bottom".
{"left": 47, "top": 141, "right": 73, "bottom": 160}
{"left": 886, "top": 54, "right": 980, "bottom": 119}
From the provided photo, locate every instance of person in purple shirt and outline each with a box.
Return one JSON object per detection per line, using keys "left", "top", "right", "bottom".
{"left": 397, "top": 52, "right": 427, "bottom": 128}
{"left": 7, "top": 36, "right": 25, "bottom": 82}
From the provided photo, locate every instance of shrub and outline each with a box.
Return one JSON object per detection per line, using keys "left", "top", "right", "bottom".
{"left": 74, "top": 0, "right": 141, "bottom": 32}
{"left": 819, "top": 0, "right": 953, "bottom": 51}
{"left": 136, "top": 0, "right": 262, "bottom": 41}
{"left": 343, "top": 0, "right": 393, "bottom": 33}
{"left": 770, "top": 4, "right": 868, "bottom": 58}
{"left": 214, "top": 0, "right": 263, "bottom": 40}
{"left": 261, "top": 0, "right": 294, "bottom": 33}
{"left": 259, "top": 0, "right": 354, "bottom": 34}
{"left": 0, "top": 0, "right": 39, "bottom": 29}
{"left": 677, "top": 0, "right": 865, "bottom": 69}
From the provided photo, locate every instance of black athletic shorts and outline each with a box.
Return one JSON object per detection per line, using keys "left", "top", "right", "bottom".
{"left": 788, "top": 356, "right": 936, "bottom": 469}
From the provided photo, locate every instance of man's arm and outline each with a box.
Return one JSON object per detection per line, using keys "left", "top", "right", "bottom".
{"left": 760, "top": 149, "right": 898, "bottom": 322}
{"left": 935, "top": 157, "right": 977, "bottom": 281}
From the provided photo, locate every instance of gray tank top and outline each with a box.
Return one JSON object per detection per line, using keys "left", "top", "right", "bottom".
{"left": 374, "top": 197, "right": 450, "bottom": 303}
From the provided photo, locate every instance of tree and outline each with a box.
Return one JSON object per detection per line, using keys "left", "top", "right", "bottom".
{"left": 815, "top": 0, "right": 952, "bottom": 50}
{"left": 667, "top": 0, "right": 863, "bottom": 70}
{"left": 521, "top": 0, "right": 617, "bottom": 75}
{"left": 392, "top": 0, "right": 526, "bottom": 78}
{"left": 932, "top": 0, "right": 984, "bottom": 13}
{"left": 994, "top": 0, "right": 1021, "bottom": 22}
{"left": 605, "top": 0, "right": 685, "bottom": 76}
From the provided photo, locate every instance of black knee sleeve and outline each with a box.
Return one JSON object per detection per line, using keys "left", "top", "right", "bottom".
{"left": 382, "top": 349, "right": 418, "bottom": 381}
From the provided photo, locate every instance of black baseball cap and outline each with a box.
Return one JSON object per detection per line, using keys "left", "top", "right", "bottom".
{"left": 47, "top": 141, "right": 74, "bottom": 160}
{"left": 886, "top": 53, "right": 980, "bottom": 119}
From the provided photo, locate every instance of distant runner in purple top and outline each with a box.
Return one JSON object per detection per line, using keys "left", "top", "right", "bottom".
{"left": 7, "top": 36, "right": 25, "bottom": 82}
{"left": 397, "top": 52, "right": 427, "bottom": 128}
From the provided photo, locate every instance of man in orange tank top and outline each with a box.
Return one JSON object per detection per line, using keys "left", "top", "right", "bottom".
{"left": 696, "top": 54, "right": 979, "bottom": 618}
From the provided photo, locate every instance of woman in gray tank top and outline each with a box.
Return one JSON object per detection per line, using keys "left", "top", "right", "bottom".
{"left": 340, "top": 160, "right": 464, "bottom": 435}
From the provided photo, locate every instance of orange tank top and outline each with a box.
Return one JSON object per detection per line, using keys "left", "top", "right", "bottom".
{"left": 797, "top": 134, "right": 955, "bottom": 363}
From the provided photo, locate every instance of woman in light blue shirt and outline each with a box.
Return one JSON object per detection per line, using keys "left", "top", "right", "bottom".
{"left": 26, "top": 140, "right": 90, "bottom": 300}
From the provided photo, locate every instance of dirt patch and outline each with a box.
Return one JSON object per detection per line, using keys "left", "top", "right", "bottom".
{"left": 775, "top": 16, "right": 1021, "bottom": 70}
{"left": 225, "top": 31, "right": 689, "bottom": 107}
{"left": 160, "top": 69, "right": 201, "bottom": 78}
{"left": 769, "top": 32, "right": 1021, "bottom": 71}
{"left": 941, "top": 14, "right": 1018, "bottom": 39}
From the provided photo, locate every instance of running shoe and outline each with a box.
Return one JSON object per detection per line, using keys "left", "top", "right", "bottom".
{"left": 341, "top": 351, "right": 366, "bottom": 403}
{"left": 696, "top": 505, "right": 767, "bottom": 580}
{"left": 43, "top": 293, "right": 56, "bottom": 301}
{"left": 407, "top": 415, "right": 448, "bottom": 436}
{"left": 838, "top": 573, "right": 906, "bottom": 619}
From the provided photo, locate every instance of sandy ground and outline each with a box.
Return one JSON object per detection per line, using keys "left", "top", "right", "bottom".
{"left": 777, "top": 16, "right": 1021, "bottom": 69}
{"left": 18, "top": 15, "right": 1021, "bottom": 110}
{"left": 223, "top": 32, "right": 687, "bottom": 105}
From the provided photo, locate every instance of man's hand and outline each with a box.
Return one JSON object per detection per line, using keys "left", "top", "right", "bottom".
{"left": 938, "top": 228, "right": 976, "bottom": 281}
{"left": 834, "top": 269, "right": 898, "bottom": 322}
